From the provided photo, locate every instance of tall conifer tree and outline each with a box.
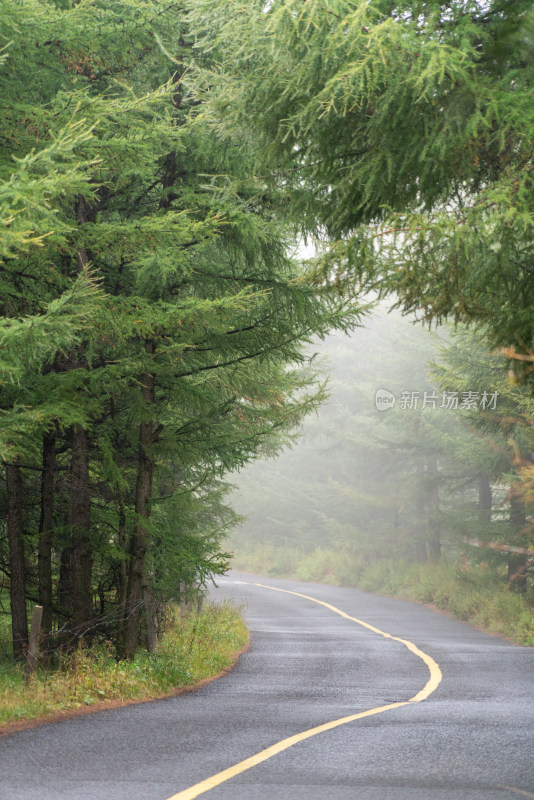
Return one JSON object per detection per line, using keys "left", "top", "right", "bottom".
{"left": 0, "top": 0, "right": 359, "bottom": 658}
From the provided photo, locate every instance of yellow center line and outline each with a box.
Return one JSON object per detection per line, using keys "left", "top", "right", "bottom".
{"left": 498, "top": 787, "right": 534, "bottom": 799}
{"left": 165, "top": 581, "right": 443, "bottom": 800}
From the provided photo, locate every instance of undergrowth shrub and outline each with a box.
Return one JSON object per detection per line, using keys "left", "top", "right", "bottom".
{"left": 232, "top": 543, "right": 534, "bottom": 646}
{"left": 0, "top": 601, "right": 247, "bottom": 728}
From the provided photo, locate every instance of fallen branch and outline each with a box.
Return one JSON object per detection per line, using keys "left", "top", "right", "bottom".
{"left": 463, "top": 537, "right": 534, "bottom": 558}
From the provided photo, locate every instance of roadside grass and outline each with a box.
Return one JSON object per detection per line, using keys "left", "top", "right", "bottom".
{"left": 0, "top": 601, "right": 248, "bottom": 729}
{"left": 354, "top": 559, "right": 534, "bottom": 645}
{"left": 231, "top": 545, "right": 534, "bottom": 646}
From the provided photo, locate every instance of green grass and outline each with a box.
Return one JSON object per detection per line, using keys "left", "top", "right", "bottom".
{"left": 232, "top": 544, "right": 534, "bottom": 646}
{"left": 354, "top": 558, "right": 534, "bottom": 644}
{"left": 0, "top": 601, "right": 248, "bottom": 729}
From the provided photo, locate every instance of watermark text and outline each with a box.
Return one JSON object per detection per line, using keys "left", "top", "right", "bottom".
{"left": 375, "top": 389, "right": 499, "bottom": 412}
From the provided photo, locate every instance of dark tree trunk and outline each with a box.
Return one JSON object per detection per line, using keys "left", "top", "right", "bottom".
{"left": 58, "top": 545, "right": 74, "bottom": 614}
{"left": 70, "top": 425, "right": 93, "bottom": 630}
{"left": 144, "top": 589, "right": 158, "bottom": 655}
{"left": 116, "top": 500, "right": 128, "bottom": 656}
{"left": 159, "top": 151, "right": 178, "bottom": 210}
{"left": 51, "top": 197, "right": 96, "bottom": 637}
{"left": 75, "top": 193, "right": 94, "bottom": 268}
{"left": 123, "top": 340, "right": 156, "bottom": 659}
{"left": 509, "top": 491, "right": 528, "bottom": 587}
{"left": 38, "top": 430, "right": 56, "bottom": 634}
{"left": 157, "top": 64, "right": 183, "bottom": 210}
{"left": 117, "top": 500, "right": 128, "bottom": 611}
{"left": 6, "top": 465, "right": 28, "bottom": 661}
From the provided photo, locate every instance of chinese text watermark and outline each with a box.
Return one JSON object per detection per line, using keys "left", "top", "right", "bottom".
{"left": 375, "top": 389, "right": 499, "bottom": 412}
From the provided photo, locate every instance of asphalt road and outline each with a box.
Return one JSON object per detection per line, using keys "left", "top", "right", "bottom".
{"left": 1, "top": 572, "right": 534, "bottom": 800}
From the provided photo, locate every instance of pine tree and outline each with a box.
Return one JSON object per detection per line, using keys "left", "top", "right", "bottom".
{"left": 186, "top": 0, "right": 534, "bottom": 354}
{"left": 231, "top": 315, "right": 534, "bottom": 593}
{"left": 0, "top": 0, "right": 360, "bottom": 659}
{"left": 432, "top": 329, "right": 534, "bottom": 587}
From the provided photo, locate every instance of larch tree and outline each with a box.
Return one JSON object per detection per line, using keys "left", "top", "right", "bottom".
{"left": 0, "top": 0, "right": 361, "bottom": 659}
{"left": 186, "top": 0, "right": 534, "bottom": 349}
{"left": 185, "top": 0, "right": 534, "bottom": 587}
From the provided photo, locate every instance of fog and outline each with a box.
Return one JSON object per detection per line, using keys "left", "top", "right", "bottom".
{"left": 227, "top": 304, "right": 469, "bottom": 582}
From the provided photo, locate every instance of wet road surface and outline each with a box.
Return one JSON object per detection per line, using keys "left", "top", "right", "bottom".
{"left": 1, "top": 572, "right": 533, "bottom": 800}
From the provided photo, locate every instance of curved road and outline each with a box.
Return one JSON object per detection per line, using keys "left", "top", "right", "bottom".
{"left": 1, "top": 572, "right": 533, "bottom": 799}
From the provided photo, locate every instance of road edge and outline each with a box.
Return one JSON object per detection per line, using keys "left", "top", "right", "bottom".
{"left": 0, "top": 637, "right": 250, "bottom": 740}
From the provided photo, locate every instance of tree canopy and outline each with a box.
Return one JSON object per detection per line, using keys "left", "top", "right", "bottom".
{"left": 3, "top": 0, "right": 534, "bottom": 661}
{"left": 187, "top": 0, "right": 534, "bottom": 350}
{"left": 185, "top": 0, "right": 534, "bottom": 595}
{"left": 0, "top": 0, "right": 360, "bottom": 660}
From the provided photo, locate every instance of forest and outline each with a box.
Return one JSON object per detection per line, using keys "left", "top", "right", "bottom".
{"left": 231, "top": 311, "right": 534, "bottom": 642}
{"left": 1, "top": 0, "right": 534, "bottom": 663}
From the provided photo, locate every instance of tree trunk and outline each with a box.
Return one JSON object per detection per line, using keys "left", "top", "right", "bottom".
{"left": 58, "top": 196, "right": 96, "bottom": 634}
{"left": 58, "top": 545, "right": 74, "bottom": 614}
{"left": 6, "top": 465, "right": 28, "bottom": 661}
{"left": 70, "top": 425, "right": 93, "bottom": 631}
{"left": 38, "top": 430, "right": 56, "bottom": 635}
{"left": 509, "top": 491, "right": 528, "bottom": 587}
{"left": 158, "top": 64, "right": 183, "bottom": 209}
{"left": 117, "top": 500, "right": 128, "bottom": 608}
{"left": 123, "top": 340, "right": 155, "bottom": 659}
{"left": 75, "top": 193, "right": 94, "bottom": 268}
{"left": 159, "top": 151, "right": 178, "bottom": 210}
{"left": 116, "top": 500, "right": 128, "bottom": 656}
{"left": 144, "top": 589, "right": 158, "bottom": 655}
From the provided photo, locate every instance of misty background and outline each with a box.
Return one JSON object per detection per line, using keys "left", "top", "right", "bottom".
{"left": 227, "top": 304, "right": 525, "bottom": 591}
